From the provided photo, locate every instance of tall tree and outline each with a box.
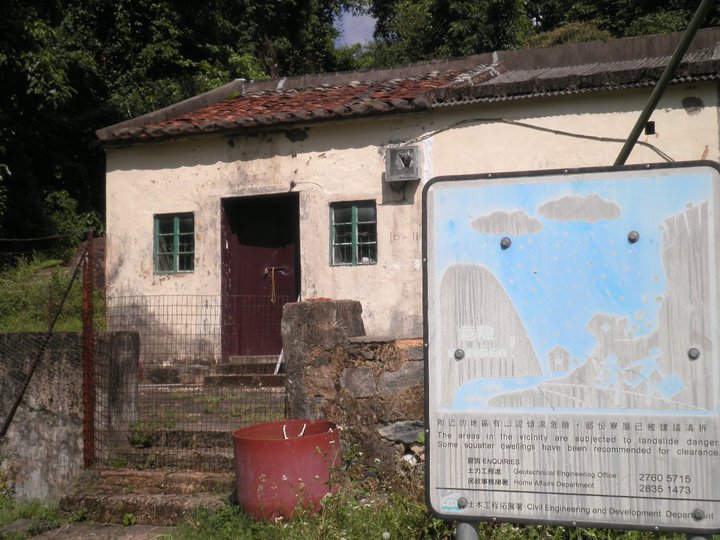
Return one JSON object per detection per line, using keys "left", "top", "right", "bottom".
{"left": 528, "top": 0, "right": 720, "bottom": 39}
{"left": 0, "top": 0, "right": 358, "bottom": 244}
{"left": 367, "top": 0, "right": 531, "bottom": 66}
{"left": 363, "top": 0, "right": 720, "bottom": 68}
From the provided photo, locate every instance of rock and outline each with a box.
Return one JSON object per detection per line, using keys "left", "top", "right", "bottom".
{"left": 341, "top": 367, "right": 376, "bottom": 398}
{"left": 304, "top": 366, "right": 337, "bottom": 399}
{"left": 377, "top": 420, "right": 423, "bottom": 444}
{"left": 378, "top": 361, "right": 423, "bottom": 395}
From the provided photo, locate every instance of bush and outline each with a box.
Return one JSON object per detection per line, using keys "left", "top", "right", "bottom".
{"left": 0, "top": 254, "right": 101, "bottom": 333}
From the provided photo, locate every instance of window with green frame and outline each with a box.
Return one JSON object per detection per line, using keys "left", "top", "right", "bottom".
{"left": 330, "top": 201, "right": 377, "bottom": 266}
{"left": 154, "top": 213, "right": 194, "bottom": 273}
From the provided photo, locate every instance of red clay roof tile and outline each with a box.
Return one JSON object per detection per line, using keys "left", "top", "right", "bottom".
{"left": 114, "top": 70, "right": 462, "bottom": 142}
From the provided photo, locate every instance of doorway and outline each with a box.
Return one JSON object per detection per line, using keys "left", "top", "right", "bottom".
{"left": 221, "top": 194, "right": 300, "bottom": 357}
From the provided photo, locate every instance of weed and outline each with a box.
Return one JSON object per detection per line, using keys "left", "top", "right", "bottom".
{"left": 0, "top": 498, "right": 64, "bottom": 538}
{"left": 0, "top": 254, "right": 104, "bottom": 333}
{"left": 128, "top": 420, "right": 175, "bottom": 448}
{"left": 122, "top": 513, "right": 137, "bottom": 526}
{"left": 173, "top": 485, "right": 453, "bottom": 540}
{"left": 203, "top": 395, "right": 222, "bottom": 414}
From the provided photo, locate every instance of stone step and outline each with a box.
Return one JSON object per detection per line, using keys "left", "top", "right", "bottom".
{"left": 143, "top": 357, "right": 281, "bottom": 384}
{"left": 204, "top": 374, "right": 286, "bottom": 388}
{"left": 114, "top": 446, "right": 235, "bottom": 472}
{"left": 214, "top": 362, "right": 278, "bottom": 375}
{"left": 128, "top": 428, "right": 233, "bottom": 449}
{"left": 81, "top": 468, "right": 235, "bottom": 496}
{"left": 226, "top": 354, "right": 279, "bottom": 365}
{"left": 60, "top": 468, "right": 235, "bottom": 526}
{"left": 60, "top": 492, "right": 228, "bottom": 526}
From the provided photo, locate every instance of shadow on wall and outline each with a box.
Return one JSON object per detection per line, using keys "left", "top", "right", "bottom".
{"left": 105, "top": 296, "right": 223, "bottom": 377}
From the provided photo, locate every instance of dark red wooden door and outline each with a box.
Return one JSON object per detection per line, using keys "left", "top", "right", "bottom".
{"left": 221, "top": 195, "right": 299, "bottom": 357}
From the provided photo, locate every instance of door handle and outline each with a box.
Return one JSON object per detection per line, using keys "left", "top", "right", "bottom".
{"left": 264, "top": 266, "right": 288, "bottom": 276}
{"left": 264, "top": 266, "right": 288, "bottom": 304}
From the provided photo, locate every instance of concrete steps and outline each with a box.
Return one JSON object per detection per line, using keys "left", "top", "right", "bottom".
{"left": 60, "top": 469, "right": 235, "bottom": 526}
{"left": 117, "top": 446, "right": 236, "bottom": 472}
{"left": 203, "top": 373, "right": 285, "bottom": 387}
{"left": 70, "top": 355, "right": 285, "bottom": 526}
{"left": 143, "top": 355, "right": 282, "bottom": 385}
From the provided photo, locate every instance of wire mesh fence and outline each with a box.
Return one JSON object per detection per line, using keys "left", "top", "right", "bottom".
{"left": 93, "top": 295, "right": 288, "bottom": 471}
{"left": 0, "top": 244, "right": 288, "bottom": 471}
{"left": 0, "top": 239, "right": 91, "bottom": 439}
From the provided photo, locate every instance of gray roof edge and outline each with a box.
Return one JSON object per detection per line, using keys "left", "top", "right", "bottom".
{"left": 95, "top": 79, "right": 249, "bottom": 140}
{"left": 493, "top": 27, "right": 720, "bottom": 71}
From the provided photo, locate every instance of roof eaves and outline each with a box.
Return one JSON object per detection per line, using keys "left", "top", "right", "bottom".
{"left": 104, "top": 99, "right": 435, "bottom": 146}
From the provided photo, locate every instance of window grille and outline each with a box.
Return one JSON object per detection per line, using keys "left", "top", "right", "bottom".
{"left": 330, "top": 202, "right": 377, "bottom": 266}
{"left": 154, "top": 213, "right": 194, "bottom": 273}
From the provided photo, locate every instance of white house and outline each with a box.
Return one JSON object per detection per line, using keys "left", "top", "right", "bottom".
{"left": 97, "top": 28, "right": 720, "bottom": 362}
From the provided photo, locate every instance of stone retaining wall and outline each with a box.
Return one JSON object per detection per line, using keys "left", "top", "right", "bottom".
{"left": 283, "top": 300, "right": 425, "bottom": 490}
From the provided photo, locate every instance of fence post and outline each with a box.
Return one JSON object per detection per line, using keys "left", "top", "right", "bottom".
{"left": 82, "top": 231, "right": 95, "bottom": 467}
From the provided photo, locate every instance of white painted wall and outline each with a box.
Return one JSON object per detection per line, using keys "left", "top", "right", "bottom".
{"left": 105, "top": 82, "right": 719, "bottom": 341}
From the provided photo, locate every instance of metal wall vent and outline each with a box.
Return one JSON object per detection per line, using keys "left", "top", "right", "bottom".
{"left": 386, "top": 146, "right": 420, "bottom": 182}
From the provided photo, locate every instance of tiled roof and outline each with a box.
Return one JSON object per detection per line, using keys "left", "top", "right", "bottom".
{"left": 137, "top": 70, "right": 463, "bottom": 140}
{"left": 97, "top": 28, "right": 720, "bottom": 145}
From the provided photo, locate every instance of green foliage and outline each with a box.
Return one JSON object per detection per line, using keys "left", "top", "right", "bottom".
{"left": 527, "top": 0, "right": 720, "bottom": 39}
{"left": 0, "top": 254, "right": 99, "bottom": 333}
{"left": 626, "top": 10, "right": 693, "bottom": 37}
{"left": 44, "top": 190, "right": 103, "bottom": 258}
{"left": 367, "top": 0, "right": 531, "bottom": 66}
{"left": 371, "top": 0, "right": 434, "bottom": 66}
{"left": 1, "top": 0, "right": 719, "bottom": 242}
{"left": 333, "top": 43, "right": 377, "bottom": 71}
{"left": 525, "top": 21, "right": 612, "bottom": 48}
{"left": 0, "top": 497, "right": 63, "bottom": 538}
{"left": 0, "top": 0, "right": 359, "bottom": 241}
{"left": 366, "top": 0, "right": 720, "bottom": 67}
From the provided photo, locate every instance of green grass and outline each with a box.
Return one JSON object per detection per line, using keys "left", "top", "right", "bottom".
{"left": 0, "top": 255, "right": 102, "bottom": 333}
{"left": 0, "top": 498, "right": 65, "bottom": 539}
{"left": 175, "top": 488, "right": 453, "bottom": 540}
{"left": 171, "top": 490, "right": 694, "bottom": 540}
{"left": 0, "top": 489, "right": 702, "bottom": 540}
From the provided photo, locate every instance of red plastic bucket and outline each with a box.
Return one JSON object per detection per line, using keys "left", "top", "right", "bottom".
{"left": 232, "top": 419, "right": 341, "bottom": 520}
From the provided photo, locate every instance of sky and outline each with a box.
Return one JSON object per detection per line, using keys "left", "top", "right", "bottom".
{"left": 335, "top": 10, "right": 375, "bottom": 46}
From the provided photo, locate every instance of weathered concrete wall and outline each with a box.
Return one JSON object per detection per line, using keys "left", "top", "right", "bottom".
{"left": 283, "top": 300, "right": 426, "bottom": 490}
{"left": 0, "top": 333, "right": 83, "bottom": 500}
{"left": 0, "top": 332, "right": 139, "bottom": 501}
{"left": 105, "top": 81, "right": 719, "bottom": 340}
